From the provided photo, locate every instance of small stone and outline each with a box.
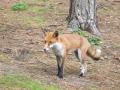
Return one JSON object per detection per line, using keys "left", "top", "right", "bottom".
{"left": 100, "top": 57, "right": 104, "bottom": 60}
{"left": 104, "top": 56, "right": 108, "bottom": 59}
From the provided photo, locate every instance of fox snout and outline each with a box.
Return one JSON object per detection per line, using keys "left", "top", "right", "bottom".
{"left": 43, "top": 47, "right": 49, "bottom": 53}
{"left": 43, "top": 43, "right": 50, "bottom": 52}
{"left": 43, "top": 43, "right": 55, "bottom": 53}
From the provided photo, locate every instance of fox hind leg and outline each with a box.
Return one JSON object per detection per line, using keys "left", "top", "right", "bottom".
{"left": 74, "top": 49, "right": 81, "bottom": 61}
{"left": 74, "top": 49, "right": 87, "bottom": 77}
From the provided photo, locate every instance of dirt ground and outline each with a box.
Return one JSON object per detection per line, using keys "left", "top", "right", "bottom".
{"left": 0, "top": 0, "right": 120, "bottom": 90}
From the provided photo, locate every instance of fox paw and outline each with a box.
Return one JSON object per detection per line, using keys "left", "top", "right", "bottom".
{"left": 58, "top": 75, "right": 63, "bottom": 78}
{"left": 79, "top": 73, "right": 84, "bottom": 77}
{"left": 57, "top": 74, "right": 63, "bottom": 78}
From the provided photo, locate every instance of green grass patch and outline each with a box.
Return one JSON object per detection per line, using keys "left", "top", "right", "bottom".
{"left": 27, "top": 4, "right": 54, "bottom": 14}
{"left": 0, "top": 52, "right": 10, "bottom": 62}
{"left": 74, "top": 29, "right": 101, "bottom": 46}
{"left": 0, "top": 74, "right": 59, "bottom": 90}
{"left": 0, "top": 5, "right": 3, "bottom": 10}
{"left": 18, "top": 15, "right": 46, "bottom": 29}
{"left": 48, "top": 4, "right": 54, "bottom": 10}
{"left": 42, "top": 0, "right": 49, "bottom": 2}
{"left": 11, "top": 2, "right": 28, "bottom": 11}
{"left": 28, "top": 6, "right": 48, "bottom": 14}
{"left": 87, "top": 36, "right": 100, "bottom": 46}
{"left": 33, "top": 16, "right": 46, "bottom": 26}
{"left": 25, "top": 0, "right": 54, "bottom": 14}
{"left": 19, "top": 15, "right": 35, "bottom": 29}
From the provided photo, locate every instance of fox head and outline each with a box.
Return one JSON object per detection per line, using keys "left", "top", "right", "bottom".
{"left": 43, "top": 31, "right": 59, "bottom": 53}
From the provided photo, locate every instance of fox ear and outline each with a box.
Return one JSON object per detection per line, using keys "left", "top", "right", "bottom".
{"left": 43, "top": 31, "right": 46, "bottom": 36}
{"left": 41, "top": 28, "right": 48, "bottom": 36}
{"left": 53, "top": 31, "right": 59, "bottom": 38}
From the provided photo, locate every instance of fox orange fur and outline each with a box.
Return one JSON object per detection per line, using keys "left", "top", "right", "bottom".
{"left": 43, "top": 31, "right": 101, "bottom": 78}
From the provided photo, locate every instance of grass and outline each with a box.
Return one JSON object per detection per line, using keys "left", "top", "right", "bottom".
{"left": 27, "top": 4, "right": 54, "bottom": 14}
{"left": 0, "top": 5, "right": 3, "bottom": 10}
{"left": 10, "top": 1, "right": 50, "bottom": 28}
{"left": 74, "top": 29, "right": 101, "bottom": 46}
{"left": 11, "top": 2, "right": 28, "bottom": 11}
{"left": 0, "top": 53, "right": 10, "bottom": 63}
{"left": 42, "top": 0, "right": 49, "bottom": 2}
{"left": 12, "top": 13, "right": 46, "bottom": 29}
{"left": 0, "top": 74, "right": 59, "bottom": 90}
{"left": 28, "top": 6, "right": 48, "bottom": 14}
{"left": 87, "top": 36, "right": 101, "bottom": 46}
{"left": 34, "top": 16, "right": 45, "bottom": 24}
{"left": 9, "top": 0, "right": 54, "bottom": 28}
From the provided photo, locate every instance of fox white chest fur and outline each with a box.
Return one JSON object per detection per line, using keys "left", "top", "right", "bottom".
{"left": 50, "top": 42, "right": 64, "bottom": 56}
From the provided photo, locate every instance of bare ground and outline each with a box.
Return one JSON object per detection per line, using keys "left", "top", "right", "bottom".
{"left": 0, "top": 0, "right": 120, "bottom": 90}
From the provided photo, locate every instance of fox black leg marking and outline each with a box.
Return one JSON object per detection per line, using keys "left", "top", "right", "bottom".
{"left": 74, "top": 49, "right": 82, "bottom": 62}
{"left": 56, "top": 55, "right": 64, "bottom": 78}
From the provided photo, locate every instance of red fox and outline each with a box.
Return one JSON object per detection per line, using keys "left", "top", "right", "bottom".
{"left": 43, "top": 31, "right": 101, "bottom": 78}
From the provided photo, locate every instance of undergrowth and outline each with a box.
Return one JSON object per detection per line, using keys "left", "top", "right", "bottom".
{"left": 74, "top": 29, "right": 101, "bottom": 46}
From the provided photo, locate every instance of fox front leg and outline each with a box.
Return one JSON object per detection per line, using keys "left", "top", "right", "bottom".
{"left": 56, "top": 55, "right": 64, "bottom": 78}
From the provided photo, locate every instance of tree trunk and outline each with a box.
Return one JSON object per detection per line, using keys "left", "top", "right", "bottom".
{"left": 68, "top": 0, "right": 100, "bottom": 36}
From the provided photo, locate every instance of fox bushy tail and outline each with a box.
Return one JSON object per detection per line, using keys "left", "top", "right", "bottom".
{"left": 87, "top": 46, "right": 101, "bottom": 60}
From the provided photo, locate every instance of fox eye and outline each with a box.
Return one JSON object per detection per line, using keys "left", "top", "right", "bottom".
{"left": 49, "top": 41, "right": 52, "bottom": 44}
{"left": 44, "top": 40, "right": 46, "bottom": 43}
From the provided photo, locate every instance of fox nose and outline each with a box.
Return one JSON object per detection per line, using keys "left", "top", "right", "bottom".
{"left": 43, "top": 48, "right": 47, "bottom": 53}
{"left": 43, "top": 48, "right": 49, "bottom": 53}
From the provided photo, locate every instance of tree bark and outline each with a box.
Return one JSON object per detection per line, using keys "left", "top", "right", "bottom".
{"left": 68, "top": 0, "right": 100, "bottom": 36}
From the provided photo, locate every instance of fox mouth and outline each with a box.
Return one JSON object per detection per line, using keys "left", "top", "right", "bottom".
{"left": 43, "top": 48, "right": 49, "bottom": 53}
{"left": 43, "top": 49, "right": 47, "bottom": 53}
{"left": 43, "top": 43, "right": 55, "bottom": 53}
